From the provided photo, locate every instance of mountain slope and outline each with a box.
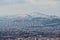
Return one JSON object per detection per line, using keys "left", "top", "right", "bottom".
{"left": 0, "top": 12, "right": 60, "bottom": 31}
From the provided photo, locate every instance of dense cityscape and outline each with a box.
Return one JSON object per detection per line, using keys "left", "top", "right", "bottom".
{"left": 0, "top": 30, "right": 60, "bottom": 40}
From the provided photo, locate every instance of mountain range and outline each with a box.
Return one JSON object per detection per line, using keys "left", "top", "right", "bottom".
{"left": 0, "top": 12, "right": 60, "bottom": 31}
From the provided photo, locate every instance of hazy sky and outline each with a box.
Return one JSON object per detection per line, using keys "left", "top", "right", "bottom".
{"left": 0, "top": 0, "right": 60, "bottom": 16}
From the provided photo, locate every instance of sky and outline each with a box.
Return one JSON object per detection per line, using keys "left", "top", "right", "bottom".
{"left": 0, "top": 0, "right": 60, "bottom": 17}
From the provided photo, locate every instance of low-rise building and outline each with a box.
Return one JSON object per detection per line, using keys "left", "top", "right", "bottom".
{"left": 0, "top": 36, "right": 60, "bottom": 40}
{"left": 0, "top": 36, "right": 16, "bottom": 40}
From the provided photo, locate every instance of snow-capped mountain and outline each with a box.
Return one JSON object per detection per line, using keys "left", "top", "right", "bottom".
{"left": 0, "top": 12, "right": 60, "bottom": 31}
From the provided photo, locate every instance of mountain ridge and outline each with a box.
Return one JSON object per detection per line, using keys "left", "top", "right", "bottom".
{"left": 0, "top": 12, "right": 60, "bottom": 31}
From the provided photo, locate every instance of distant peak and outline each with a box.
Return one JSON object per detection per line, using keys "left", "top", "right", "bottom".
{"left": 27, "top": 12, "right": 49, "bottom": 18}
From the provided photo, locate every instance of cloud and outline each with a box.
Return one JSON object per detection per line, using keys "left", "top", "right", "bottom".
{"left": 30, "top": 0, "right": 57, "bottom": 7}
{"left": 0, "top": 0, "right": 60, "bottom": 16}
{"left": 0, "top": 0, "right": 28, "bottom": 5}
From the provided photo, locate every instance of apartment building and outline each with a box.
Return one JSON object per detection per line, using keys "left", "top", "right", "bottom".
{"left": 0, "top": 36, "right": 16, "bottom": 40}
{"left": 16, "top": 37, "right": 60, "bottom": 40}
{"left": 38, "top": 37, "right": 60, "bottom": 40}
{"left": 0, "top": 36, "right": 60, "bottom": 40}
